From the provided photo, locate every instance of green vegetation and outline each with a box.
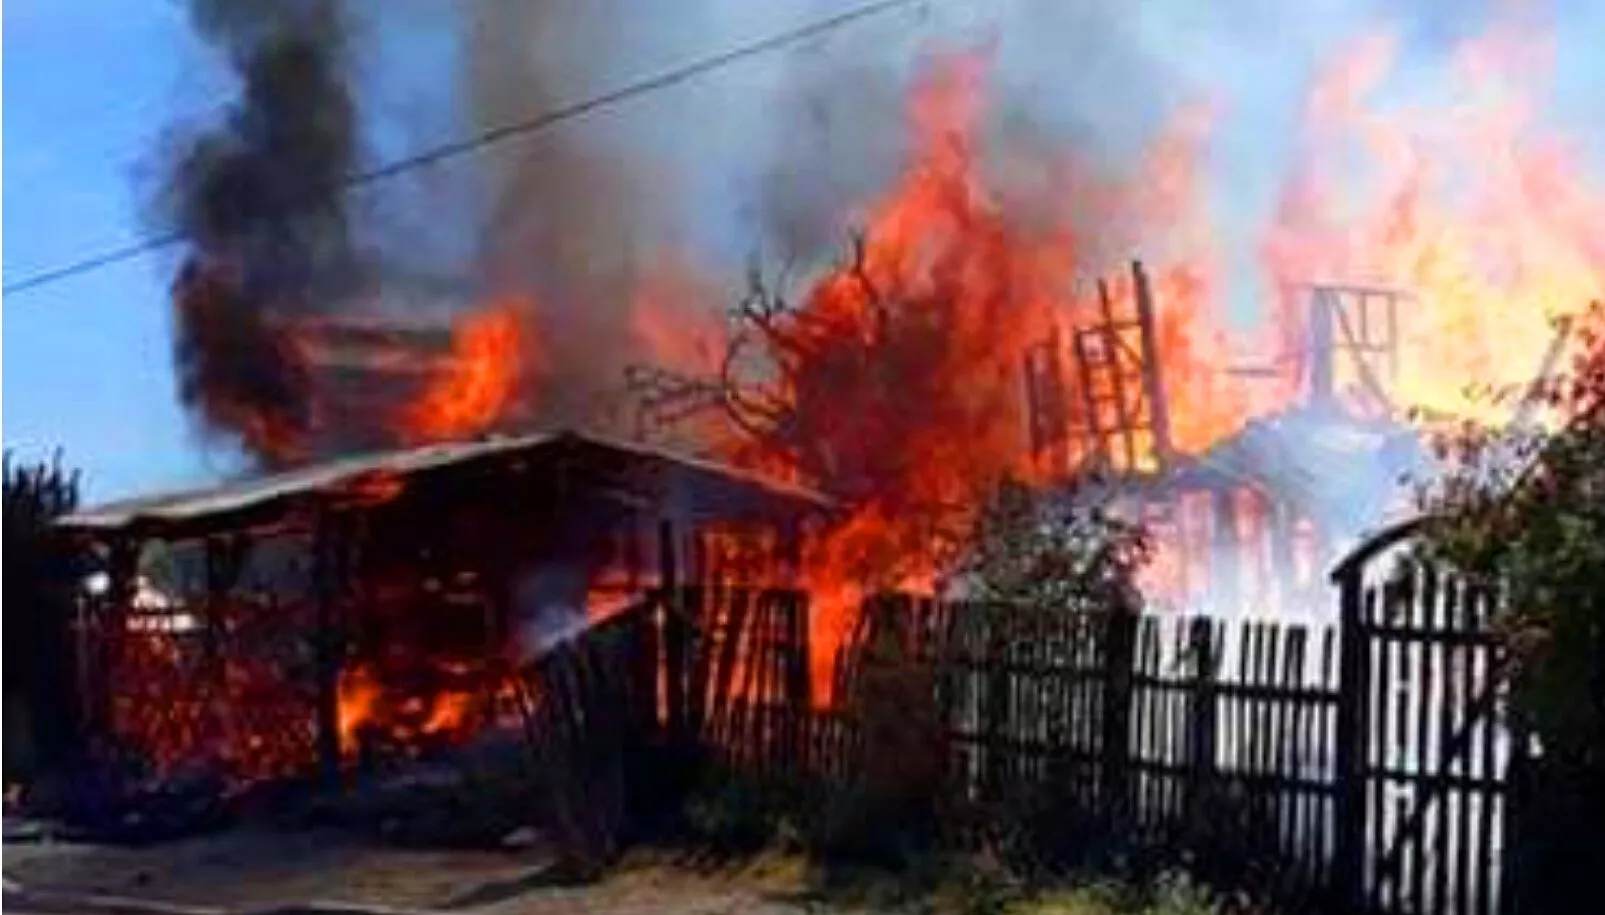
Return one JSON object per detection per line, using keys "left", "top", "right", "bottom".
{"left": 3, "top": 450, "right": 84, "bottom": 781}
{"left": 956, "top": 476, "right": 1150, "bottom": 616}
{"left": 1417, "top": 304, "right": 1605, "bottom": 911}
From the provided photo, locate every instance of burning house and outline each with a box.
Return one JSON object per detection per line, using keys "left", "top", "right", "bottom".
{"left": 1024, "top": 266, "right": 1446, "bottom": 617}
{"left": 56, "top": 430, "right": 830, "bottom": 789}
{"left": 51, "top": 0, "right": 1594, "bottom": 828}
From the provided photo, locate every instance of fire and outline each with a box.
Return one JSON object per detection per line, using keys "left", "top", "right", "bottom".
{"left": 336, "top": 662, "right": 488, "bottom": 758}
{"left": 1263, "top": 23, "right": 1604, "bottom": 426}
{"left": 133, "top": 15, "right": 1604, "bottom": 770}
{"left": 337, "top": 664, "right": 383, "bottom": 755}
{"left": 401, "top": 299, "right": 530, "bottom": 442}
{"left": 420, "top": 692, "right": 475, "bottom": 736}
{"left": 630, "top": 254, "right": 728, "bottom": 377}
{"left": 693, "top": 51, "right": 1267, "bottom": 700}
{"left": 171, "top": 263, "right": 315, "bottom": 467}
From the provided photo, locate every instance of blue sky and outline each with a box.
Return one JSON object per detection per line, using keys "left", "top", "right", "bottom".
{"left": 5, "top": 0, "right": 225, "bottom": 500}
{"left": 6, "top": 1, "right": 1601, "bottom": 505}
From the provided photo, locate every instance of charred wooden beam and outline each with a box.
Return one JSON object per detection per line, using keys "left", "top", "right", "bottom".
{"left": 1132, "top": 261, "right": 1174, "bottom": 469}
{"left": 658, "top": 519, "right": 688, "bottom": 748}
{"left": 1309, "top": 287, "right": 1338, "bottom": 409}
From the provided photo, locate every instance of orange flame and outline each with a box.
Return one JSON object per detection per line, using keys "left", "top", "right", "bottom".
{"left": 717, "top": 52, "right": 1167, "bottom": 700}
{"left": 336, "top": 662, "right": 489, "bottom": 758}
{"left": 401, "top": 299, "right": 530, "bottom": 442}
{"left": 336, "top": 664, "right": 383, "bottom": 755}
{"left": 1264, "top": 22, "right": 1604, "bottom": 425}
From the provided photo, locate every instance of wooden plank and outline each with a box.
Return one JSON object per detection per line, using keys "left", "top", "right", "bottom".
{"left": 310, "top": 513, "right": 349, "bottom": 792}
{"left": 1285, "top": 626, "right": 1310, "bottom": 876}
{"left": 1448, "top": 575, "right": 1473, "bottom": 915}
{"left": 1234, "top": 620, "right": 1253, "bottom": 792}
{"left": 659, "top": 522, "right": 687, "bottom": 749}
{"left": 1392, "top": 567, "right": 1416, "bottom": 914}
{"left": 1029, "top": 612, "right": 1047, "bottom": 782}
{"left": 1431, "top": 561, "right": 1457, "bottom": 911}
{"left": 1419, "top": 564, "right": 1444, "bottom": 915}
{"left": 1084, "top": 612, "right": 1103, "bottom": 810}
{"left": 1476, "top": 587, "right": 1498, "bottom": 915}
{"left": 1367, "top": 582, "right": 1390, "bottom": 911}
{"left": 1318, "top": 626, "right": 1339, "bottom": 875}
{"left": 1149, "top": 616, "right": 1168, "bottom": 829}
{"left": 1333, "top": 559, "right": 1371, "bottom": 911}
{"left": 1257, "top": 623, "right": 1278, "bottom": 842}
{"left": 1275, "top": 626, "right": 1300, "bottom": 868}
{"left": 1135, "top": 616, "right": 1157, "bottom": 829}
{"left": 1373, "top": 579, "right": 1397, "bottom": 912}
{"left": 1101, "top": 610, "right": 1136, "bottom": 822}
{"left": 714, "top": 589, "right": 754, "bottom": 745}
{"left": 983, "top": 605, "right": 1010, "bottom": 800}
{"left": 1185, "top": 617, "right": 1217, "bottom": 826}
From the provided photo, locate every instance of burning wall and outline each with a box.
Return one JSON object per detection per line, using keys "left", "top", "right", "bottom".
{"left": 68, "top": 431, "right": 829, "bottom": 787}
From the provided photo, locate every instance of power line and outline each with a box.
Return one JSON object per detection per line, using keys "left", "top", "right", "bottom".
{"left": 3, "top": 0, "right": 928, "bottom": 298}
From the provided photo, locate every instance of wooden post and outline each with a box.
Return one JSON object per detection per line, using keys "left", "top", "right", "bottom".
{"left": 984, "top": 606, "right": 1013, "bottom": 801}
{"left": 780, "top": 520, "right": 809, "bottom": 769}
{"left": 1310, "top": 287, "right": 1337, "bottom": 409}
{"left": 1100, "top": 609, "right": 1138, "bottom": 824}
{"left": 1184, "top": 617, "right": 1219, "bottom": 823}
{"left": 1097, "top": 278, "right": 1139, "bottom": 471}
{"left": 1132, "top": 260, "right": 1173, "bottom": 469}
{"left": 658, "top": 519, "right": 687, "bottom": 750}
{"left": 311, "top": 512, "right": 347, "bottom": 791}
{"left": 1332, "top": 564, "right": 1369, "bottom": 911}
{"left": 84, "top": 537, "right": 140, "bottom": 749}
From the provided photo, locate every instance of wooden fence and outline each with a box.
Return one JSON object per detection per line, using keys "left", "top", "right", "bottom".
{"left": 814, "top": 596, "right": 1344, "bottom": 904}
{"left": 1332, "top": 520, "right": 1528, "bottom": 915}
{"left": 624, "top": 529, "right": 1529, "bottom": 915}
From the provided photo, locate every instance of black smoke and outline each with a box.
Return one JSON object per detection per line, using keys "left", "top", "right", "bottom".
{"left": 158, "top": 0, "right": 362, "bottom": 467}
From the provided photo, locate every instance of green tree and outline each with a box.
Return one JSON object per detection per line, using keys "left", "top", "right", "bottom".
{"left": 1416, "top": 304, "right": 1605, "bottom": 910}
{"left": 3, "top": 451, "right": 85, "bottom": 780}
{"left": 957, "top": 476, "right": 1151, "bottom": 616}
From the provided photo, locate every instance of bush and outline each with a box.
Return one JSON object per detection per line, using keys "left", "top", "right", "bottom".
{"left": 813, "top": 598, "right": 952, "bottom": 866}
{"left": 1418, "top": 305, "right": 1605, "bottom": 911}
{"left": 3, "top": 450, "right": 84, "bottom": 781}
{"left": 682, "top": 762, "right": 810, "bottom": 853}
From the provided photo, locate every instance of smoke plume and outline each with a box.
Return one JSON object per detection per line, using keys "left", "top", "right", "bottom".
{"left": 457, "top": 0, "right": 659, "bottom": 430}
{"left": 159, "top": 0, "right": 362, "bottom": 467}
{"left": 151, "top": 0, "right": 1604, "bottom": 474}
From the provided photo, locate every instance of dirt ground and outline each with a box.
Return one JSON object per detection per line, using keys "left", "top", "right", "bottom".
{"left": 1, "top": 828, "right": 852, "bottom": 915}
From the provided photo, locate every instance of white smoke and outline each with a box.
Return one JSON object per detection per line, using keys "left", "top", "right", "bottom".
{"left": 512, "top": 562, "right": 592, "bottom": 660}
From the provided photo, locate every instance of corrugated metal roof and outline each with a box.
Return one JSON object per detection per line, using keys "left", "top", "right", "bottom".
{"left": 57, "top": 429, "right": 832, "bottom": 533}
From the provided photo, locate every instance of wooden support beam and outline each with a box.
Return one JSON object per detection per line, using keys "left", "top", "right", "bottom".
{"left": 1332, "top": 562, "right": 1370, "bottom": 911}
{"left": 1309, "top": 287, "right": 1337, "bottom": 408}
{"left": 83, "top": 538, "right": 140, "bottom": 746}
{"left": 1132, "top": 261, "right": 1174, "bottom": 468}
{"left": 311, "top": 511, "right": 348, "bottom": 791}
{"left": 1184, "top": 617, "right": 1219, "bottom": 822}
{"left": 1098, "top": 278, "right": 1140, "bottom": 471}
{"left": 658, "top": 519, "right": 687, "bottom": 748}
{"left": 1100, "top": 609, "right": 1138, "bottom": 823}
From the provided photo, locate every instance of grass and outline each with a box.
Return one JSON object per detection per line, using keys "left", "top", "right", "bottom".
{"left": 698, "top": 848, "right": 1225, "bottom": 915}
